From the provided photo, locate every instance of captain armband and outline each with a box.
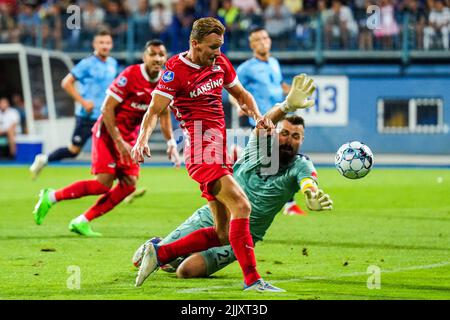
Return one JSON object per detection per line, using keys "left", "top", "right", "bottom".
{"left": 300, "top": 178, "right": 318, "bottom": 193}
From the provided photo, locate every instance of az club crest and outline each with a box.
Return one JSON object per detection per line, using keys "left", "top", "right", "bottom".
{"left": 117, "top": 76, "right": 127, "bottom": 87}
{"left": 162, "top": 71, "right": 174, "bottom": 83}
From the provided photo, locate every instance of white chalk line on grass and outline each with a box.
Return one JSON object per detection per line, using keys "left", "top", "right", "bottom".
{"left": 177, "top": 261, "right": 450, "bottom": 293}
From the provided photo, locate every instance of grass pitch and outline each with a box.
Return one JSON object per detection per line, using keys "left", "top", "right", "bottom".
{"left": 0, "top": 165, "right": 449, "bottom": 300}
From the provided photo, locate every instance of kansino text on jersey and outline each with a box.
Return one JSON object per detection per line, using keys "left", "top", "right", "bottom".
{"left": 189, "top": 78, "right": 223, "bottom": 98}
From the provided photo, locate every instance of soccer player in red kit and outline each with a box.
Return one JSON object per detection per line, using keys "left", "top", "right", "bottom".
{"left": 33, "top": 40, "right": 180, "bottom": 237}
{"left": 132, "top": 18, "right": 283, "bottom": 292}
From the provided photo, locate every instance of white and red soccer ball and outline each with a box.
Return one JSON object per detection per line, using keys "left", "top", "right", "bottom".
{"left": 335, "top": 141, "right": 374, "bottom": 179}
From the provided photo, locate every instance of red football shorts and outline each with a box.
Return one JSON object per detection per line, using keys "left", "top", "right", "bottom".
{"left": 183, "top": 123, "right": 233, "bottom": 201}
{"left": 91, "top": 129, "right": 140, "bottom": 178}
{"left": 187, "top": 162, "right": 233, "bottom": 201}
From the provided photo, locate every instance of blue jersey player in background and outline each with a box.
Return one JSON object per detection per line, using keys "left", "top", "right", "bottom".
{"left": 30, "top": 29, "right": 118, "bottom": 180}
{"left": 234, "top": 27, "right": 305, "bottom": 216}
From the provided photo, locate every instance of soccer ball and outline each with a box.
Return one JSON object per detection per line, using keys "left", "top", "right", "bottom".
{"left": 335, "top": 141, "right": 374, "bottom": 179}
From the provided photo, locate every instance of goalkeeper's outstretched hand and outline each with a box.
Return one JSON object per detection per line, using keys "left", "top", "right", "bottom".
{"left": 281, "top": 74, "right": 316, "bottom": 113}
{"left": 304, "top": 189, "right": 333, "bottom": 211}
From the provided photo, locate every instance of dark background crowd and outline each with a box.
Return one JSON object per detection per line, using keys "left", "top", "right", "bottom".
{"left": 0, "top": 0, "right": 449, "bottom": 52}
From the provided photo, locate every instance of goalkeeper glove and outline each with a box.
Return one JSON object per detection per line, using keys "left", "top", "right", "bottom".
{"left": 304, "top": 189, "right": 333, "bottom": 211}
{"left": 279, "top": 73, "right": 316, "bottom": 113}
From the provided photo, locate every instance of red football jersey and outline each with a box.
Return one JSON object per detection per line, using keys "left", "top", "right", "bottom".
{"left": 94, "top": 63, "right": 161, "bottom": 144}
{"left": 153, "top": 52, "right": 238, "bottom": 133}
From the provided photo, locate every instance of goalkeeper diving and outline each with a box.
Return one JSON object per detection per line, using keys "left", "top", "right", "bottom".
{"left": 133, "top": 74, "right": 333, "bottom": 282}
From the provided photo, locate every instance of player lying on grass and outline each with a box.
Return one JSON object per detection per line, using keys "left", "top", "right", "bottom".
{"left": 133, "top": 81, "right": 333, "bottom": 287}
{"left": 32, "top": 40, "right": 180, "bottom": 237}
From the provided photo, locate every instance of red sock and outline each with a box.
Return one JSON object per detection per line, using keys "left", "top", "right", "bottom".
{"left": 83, "top": 182, "right": 136, "bottom": 221}
{"left": 157, "top": 227, "right": 221, "bottom": 265}
{"left": 229, "top": 218, "right": 260, "bottom": 286}
{"left": 55, "top": 180, "right": 110, "bottom": 201}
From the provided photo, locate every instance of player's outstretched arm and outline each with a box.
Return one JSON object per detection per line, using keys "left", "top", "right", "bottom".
{"left": 300, "top": 178, "right": 333, "bottom": 211}
{"left": 264, "top": 74, "right": 316, "bottom": 125}
{"left": 131, "top": 93, "right": 171, "bottom": 163}
{"left": 226, "top": 82, "right": 274, "bottom": 132}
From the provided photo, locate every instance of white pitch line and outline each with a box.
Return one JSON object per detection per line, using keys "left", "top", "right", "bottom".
{"left": 177, "top": 261, "right": 450, "bottom": 293}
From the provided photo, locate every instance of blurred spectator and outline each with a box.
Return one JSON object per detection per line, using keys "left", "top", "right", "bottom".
{"left": 123, "top": 0, "right": 140, "bottom": 15}
{"left": 324, "top": 0, "right": 359, "bottom": 49}
{"left": 196, "top": 0, "right": 220, "bottom": 16}
{"left": 11, "top": 93, "right": 27, "bottom": 134}
{"left": 149, "top": 2, "right": 172, "bottom": 47}
{"left": 232, "top": 0, "right": 261, "bottom": 15}
{"left": 218, "top": 0, "right": 241, "bottom": 49}
{"left": 292, "top": 1, "right": 316, "bottom": 50}
{"left": 317, "top": 0, "right": 333, "bottom": 26}
{"left": 17, "top": 3, "right": 41, "bottom": 46}
{"left": 40, "top": 2, "right": 62, "bottom": 49}
{"left": 232, "top": 0, "right": 262, "bottom": 39}
{"left": 284, "top": 0, "right": 302, "bottom": 14}
{"left": 0, "top": 2, "right": 19, "bottom": 43}
{"left": 373, "top": 0, "right": 400, "bottom": 50}
{"left": 32, "top": 96, "right": 48, "bottom": 120}
{"left": 81, "top": 0, "right": 105, "bottom": 48}
{"left": 0, "top": 97, "right": 20, "bottom": 159}
{"left": 263, "top": 0, "right": 295, "bottom": 49}
{"left": 424, "top": 0, "right": 450, "bottom": 50}
{"left": 355, "top": 0, "right": 374, "bottom": 50}
{"left": 104, "top": 1, "right": 127, "bottom": 50}
{"left": 402, "top": 0, "right": 427, "bottom": 49}
{"left": 132, "top": 0, "right": 151, "bottom": 48}
{"left": 170, "top": 0, "right": 196, "bottom": 53}
{"left": 302, "top": 0, "right": 319, "bottom": 15}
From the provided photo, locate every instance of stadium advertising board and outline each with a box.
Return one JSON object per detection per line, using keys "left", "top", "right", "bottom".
{"left": 295, "top": 76, "right": 349, "bottom": 126}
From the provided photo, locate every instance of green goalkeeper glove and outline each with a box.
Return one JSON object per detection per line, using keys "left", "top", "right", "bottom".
{"left": 279, "top": 73, "right": 316, "bottom": 113}
{"left": 304, "top": 189, "right": 333, "bottom": 211}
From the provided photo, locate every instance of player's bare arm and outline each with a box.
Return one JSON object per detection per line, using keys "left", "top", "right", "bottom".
{"left": 101, "top": 95, "right": 133, "bottom": 165}
{"left": 61, "top": 73, "right": 94, "bottom": 113}
{"left": 226, "top": 81, "right": 274, "bottom": 131}
{"left": 159, "top": 108, "right": 181, "bottom": 168}
{"left": 131, "top": 93, "right": 171, "bottom": 163}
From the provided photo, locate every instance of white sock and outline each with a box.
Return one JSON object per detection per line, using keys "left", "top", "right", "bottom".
{"left": 73, "top": 215, "right": 89, "bottom": 224}
{"left": 48, "top": 191, "right": 57, "bottom": 204}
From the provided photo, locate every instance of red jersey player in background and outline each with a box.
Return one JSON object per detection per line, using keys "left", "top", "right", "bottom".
{"left": 132, "top": 18, "right": 284, "bottom": 292}
{"left": 32, "top": 40, "right": 180, "bottom": 237}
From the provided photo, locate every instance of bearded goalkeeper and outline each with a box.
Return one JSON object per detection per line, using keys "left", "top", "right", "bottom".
{"left": 133, "top": 74, "right": 333, "bottom": 288}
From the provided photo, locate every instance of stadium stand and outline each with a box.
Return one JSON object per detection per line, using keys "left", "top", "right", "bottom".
{"left": 0, "top": 0, "right": 448, "bottom": 56}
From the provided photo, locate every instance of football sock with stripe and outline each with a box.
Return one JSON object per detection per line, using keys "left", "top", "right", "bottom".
{"left": 229, "top": 218, "right": 260, "bottom": 286}
{"left": 54, "top": 180, "right": 110, "bottom": 202}
{"left": 83, "top": 182, "right": 136, "bottom": 221}
{"left": 157, "top": 227, "right": 221, "bottom": 265}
